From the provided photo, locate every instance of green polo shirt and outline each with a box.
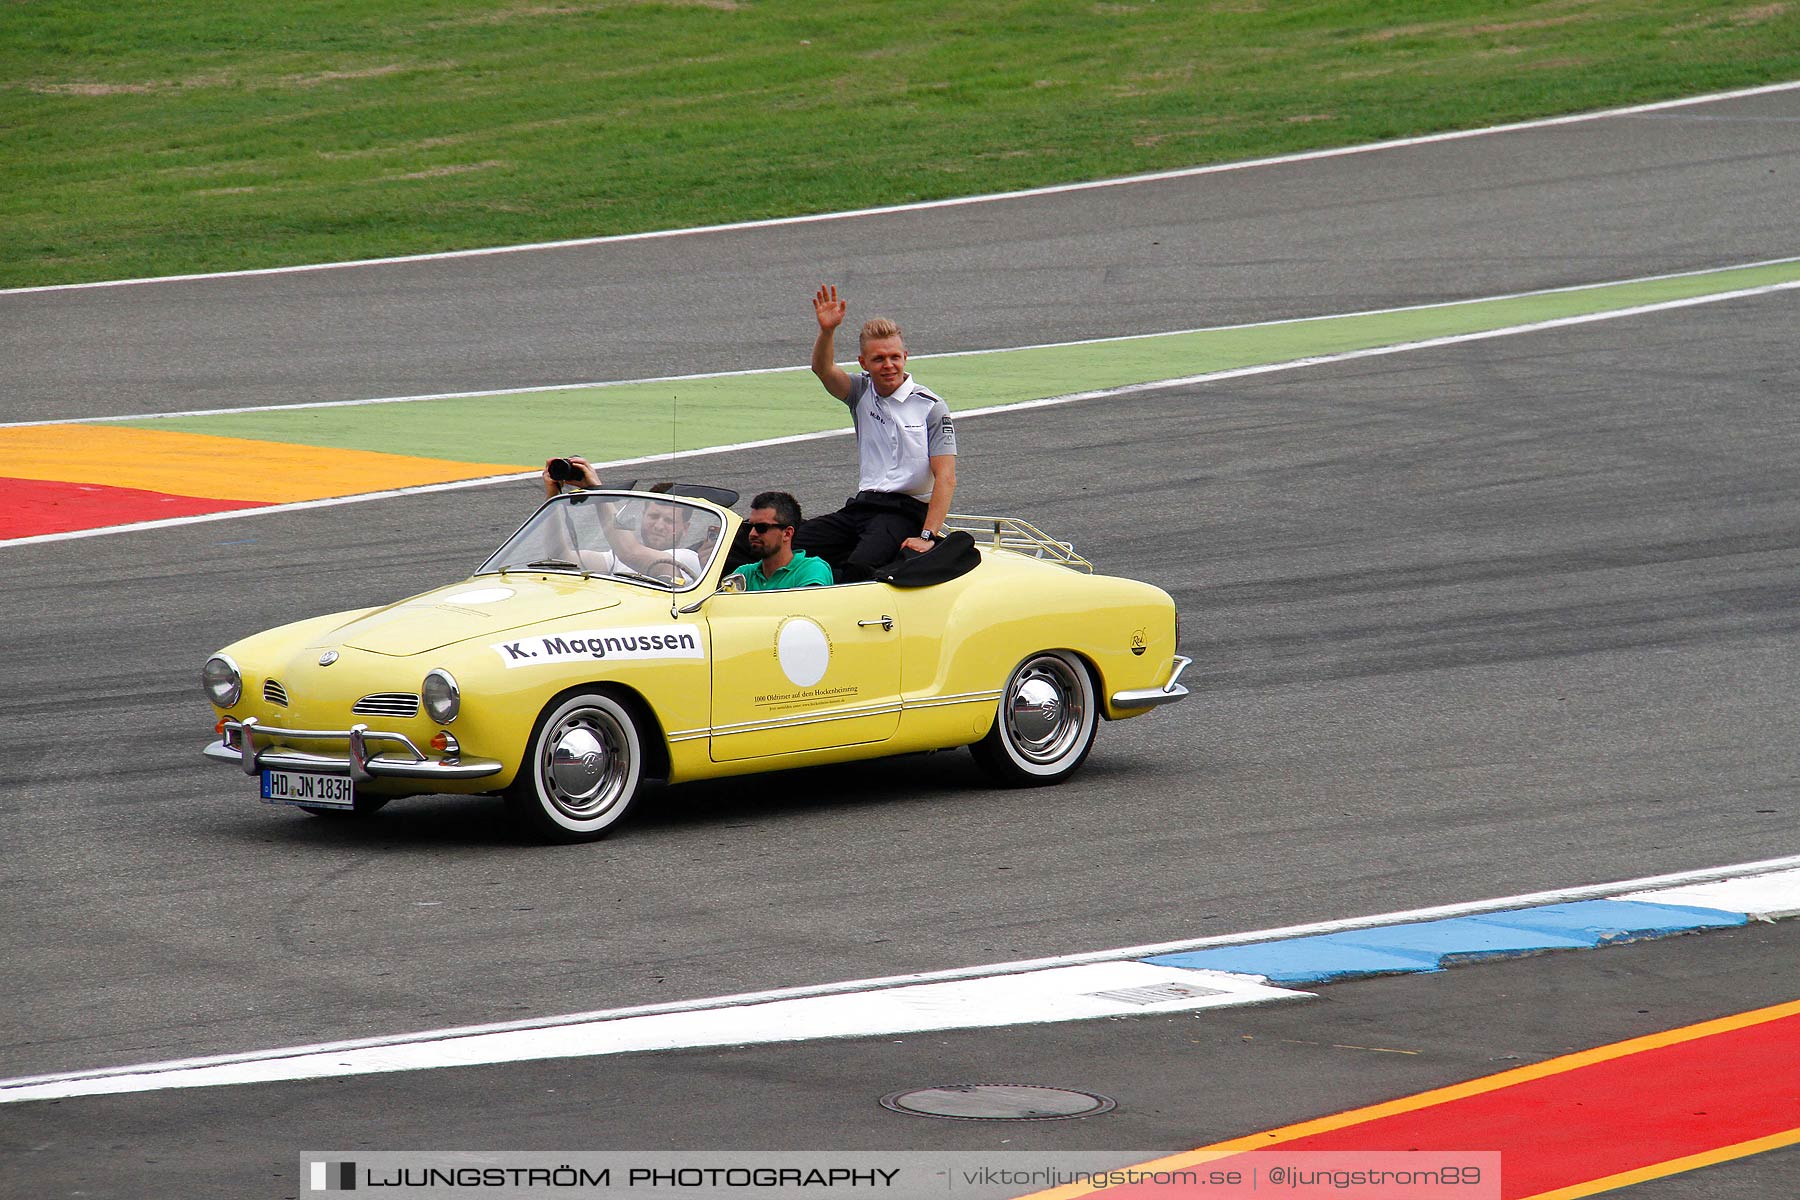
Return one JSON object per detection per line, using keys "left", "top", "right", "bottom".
{"left": 732, "top": 550, "right": 834, "bottom": 591}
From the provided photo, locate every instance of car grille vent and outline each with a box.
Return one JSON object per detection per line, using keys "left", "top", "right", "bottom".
{"left": 353, "top": 692, "right": 421, "bottom": 718}
{"left": 263, "top": 679, "right": 289, "bottom": 707}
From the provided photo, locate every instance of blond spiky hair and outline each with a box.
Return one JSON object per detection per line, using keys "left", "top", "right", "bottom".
{"left": 858, "top": 317, "right": 903, "bottom": 348}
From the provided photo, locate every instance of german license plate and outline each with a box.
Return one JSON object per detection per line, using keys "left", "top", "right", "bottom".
{"left": 261, "top": 769, "right": 354, "bottom": 809}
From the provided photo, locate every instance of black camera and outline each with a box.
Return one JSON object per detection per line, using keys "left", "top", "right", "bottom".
{"left": 547, "top": 457, "right": 583, "bottom": 483}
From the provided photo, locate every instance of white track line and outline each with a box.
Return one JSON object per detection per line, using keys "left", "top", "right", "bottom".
{"left": 4, "top": 80, "right": 1796, "bottom": 297}
{"left": 1624, "top": 867, "right": 1800, "bottom": 921}
{"left": 7, "top": 254, "right": 1796, "bottom": 431}
{"left": 6, "top": 275, "right": 1796, "bottom": 550}
{"left": 0, "top": 966, "right": 1304, "bottom": 1103}
{"left": 2, "top": 854, "right": 1796, "bottom": 1103}
{"left": 947, "top": 280, "right": 1800, "bottom": 421}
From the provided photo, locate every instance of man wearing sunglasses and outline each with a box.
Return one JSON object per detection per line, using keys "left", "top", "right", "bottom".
{"left": 731, "top": 491, "right": 834, "bottom": 591}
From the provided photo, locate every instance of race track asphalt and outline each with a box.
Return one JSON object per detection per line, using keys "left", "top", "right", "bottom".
{"left": 4, "top": 88, "right": 1796, "bottom": 420}
{"left": 2, "top": 87, "right": 1797, "bottom": 1198}
{"left": 7, "top": 917, "right": 1797, "bottom": 1198}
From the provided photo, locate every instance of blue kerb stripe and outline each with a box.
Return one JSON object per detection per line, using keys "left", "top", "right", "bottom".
{"left": 1472, "top": 899, "right": 1745, "bottom": 943}
{"left": 1143, "top": 899, "right": 1746, "bottom": 986}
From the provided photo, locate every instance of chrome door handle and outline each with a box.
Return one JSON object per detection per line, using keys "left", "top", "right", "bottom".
{"left": 858, "top": 615, "right": 894, "bottom": 632}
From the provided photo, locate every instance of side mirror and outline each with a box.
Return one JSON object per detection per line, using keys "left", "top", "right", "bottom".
{"left": 674, "top": 572, "right": 746, "bottom": 615}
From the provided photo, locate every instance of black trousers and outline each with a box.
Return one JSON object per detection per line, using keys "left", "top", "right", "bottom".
{"left": 794, "top": 491, "right": 929, "bottom": 583}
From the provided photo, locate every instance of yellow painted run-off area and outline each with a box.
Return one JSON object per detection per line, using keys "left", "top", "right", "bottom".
{"left": 0, "top": 424, "right": 526, "bottom": 505}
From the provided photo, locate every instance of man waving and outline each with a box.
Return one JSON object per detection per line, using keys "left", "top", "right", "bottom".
{"left": 795, "top": 284, "right": 958, "bottom": 582}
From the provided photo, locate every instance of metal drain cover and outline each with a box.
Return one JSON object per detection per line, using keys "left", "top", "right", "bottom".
{"left": 880, "top": 1084, "right": 1115, "bottom": 1120}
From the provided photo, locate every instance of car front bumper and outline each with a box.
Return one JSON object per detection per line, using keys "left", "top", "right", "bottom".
{"left": 203, "top": 717, "right": 504, "bottom": 783}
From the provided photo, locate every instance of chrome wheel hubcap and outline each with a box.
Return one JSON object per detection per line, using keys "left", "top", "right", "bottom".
{"left": 1010, "top": 678, "right": 1063, "bottom": 742}
{"left": 542, "top": 707, "right": 630, "bottom": 819}
{"left": 1004, "top": 656, "right": 1086, "bottom": 765}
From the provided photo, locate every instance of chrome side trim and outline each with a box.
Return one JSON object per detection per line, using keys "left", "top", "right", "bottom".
{"left": 1111, "top": 655, "right": 1192, "bottom": 710}
{"left": 708, "top": 702, "right": 905, "bottom": 737}
{"left": 904, "top": 688, "right": 1003, "bottom": 710}
{"left": 668, "top": 689, "right": 1003, "bottom": 743}
{"left": 204, "top": 718, "right": 503, "bottom": 781}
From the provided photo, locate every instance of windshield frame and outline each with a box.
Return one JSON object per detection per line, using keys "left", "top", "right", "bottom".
{"left": 474, "top": 490, "right": 731, "bottom": 594}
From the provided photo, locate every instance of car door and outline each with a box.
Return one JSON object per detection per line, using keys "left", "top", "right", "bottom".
{"left": 705, "top": 582, "right": 902, "bottom": 762}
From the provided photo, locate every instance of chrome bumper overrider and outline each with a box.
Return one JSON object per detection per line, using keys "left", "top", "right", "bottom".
{"left": 203, "top": 717, "right": 504, "bottom": 783}
{"left": 1111, "top": 655, "right": 1192, "bottom": 710}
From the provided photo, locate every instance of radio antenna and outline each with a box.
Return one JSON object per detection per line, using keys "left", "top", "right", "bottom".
{"left": 667, "top": 392, "right": 681, "bottom": 621}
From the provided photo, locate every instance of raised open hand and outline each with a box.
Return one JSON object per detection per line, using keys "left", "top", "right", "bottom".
{"left": 813, "top": 284, "right": 846, "bottom": 332}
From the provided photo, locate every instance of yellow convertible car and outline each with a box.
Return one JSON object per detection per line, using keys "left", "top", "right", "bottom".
{"left": 201, "top": 487, "right": 1189, "bottom": 842}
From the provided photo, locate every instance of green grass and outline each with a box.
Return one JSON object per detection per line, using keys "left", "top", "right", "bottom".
{"left": 4, "top": 0, "right": 1796, "bottom": 288}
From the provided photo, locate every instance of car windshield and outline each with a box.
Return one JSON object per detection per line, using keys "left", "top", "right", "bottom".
{"left": 476, "top": 491, "right": 725, "bottom": 591}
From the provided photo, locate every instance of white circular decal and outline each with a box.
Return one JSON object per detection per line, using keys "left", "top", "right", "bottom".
{"left": 442, "top": 587, "right": 514, "bottom": 605}
{"left": 777, "top": 618, "right": 830, "bottom": 688}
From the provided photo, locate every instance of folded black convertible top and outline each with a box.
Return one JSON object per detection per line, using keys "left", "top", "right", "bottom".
{"left": 873, "top": 530, "right": 981, "bottom": 587}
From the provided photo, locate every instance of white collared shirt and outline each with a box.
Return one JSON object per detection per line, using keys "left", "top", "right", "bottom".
{"left": 841, "top": 373, "right": 958, "bottom": 498}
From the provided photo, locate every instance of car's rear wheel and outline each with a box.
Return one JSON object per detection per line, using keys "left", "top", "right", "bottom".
{"left": 506, "top": 690, "right": 644, "bottom": 843}
{"left": 970, "top": 650, "right": 1098, "bottom": 786}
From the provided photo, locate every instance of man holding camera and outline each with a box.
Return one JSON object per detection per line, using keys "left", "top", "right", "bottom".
{"left": 795, "top": 284, "right": 958, "bottom": 583}
{"left": 541, "top": 456, "right": 702, "bottom": 583}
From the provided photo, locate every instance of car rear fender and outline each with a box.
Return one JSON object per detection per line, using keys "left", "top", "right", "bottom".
{"left": 923, "top": 574, "right": 1175, "bottom": 713}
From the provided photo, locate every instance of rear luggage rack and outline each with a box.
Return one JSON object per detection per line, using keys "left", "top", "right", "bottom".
{"left": 942, "top": 514, "right": 1092, "bottom": 573}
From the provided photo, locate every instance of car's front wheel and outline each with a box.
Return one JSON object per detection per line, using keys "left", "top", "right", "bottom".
{"left": 970, "top": 650, "right": 1099, "bottom": 786}
{"left": 506, "top": 690, "right": 645, "bottom": 843}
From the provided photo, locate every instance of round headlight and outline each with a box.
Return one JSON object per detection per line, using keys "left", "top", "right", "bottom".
{"left": 202, "top": 654, "right": 242, "bottom": 708}
{"left": 422, "top": 668, "right": 460, "bottom": 724}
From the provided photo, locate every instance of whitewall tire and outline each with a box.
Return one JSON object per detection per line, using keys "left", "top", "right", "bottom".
{"left": 506, "top": 690, "right": 645, "bottom": 842}
{"left": 970, "top": 650, "right": 1099, "bottom": 786}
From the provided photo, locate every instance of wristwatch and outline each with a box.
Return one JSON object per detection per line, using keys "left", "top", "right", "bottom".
{"left": 919, "top": 528, "right": 939, "bottom": 542}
